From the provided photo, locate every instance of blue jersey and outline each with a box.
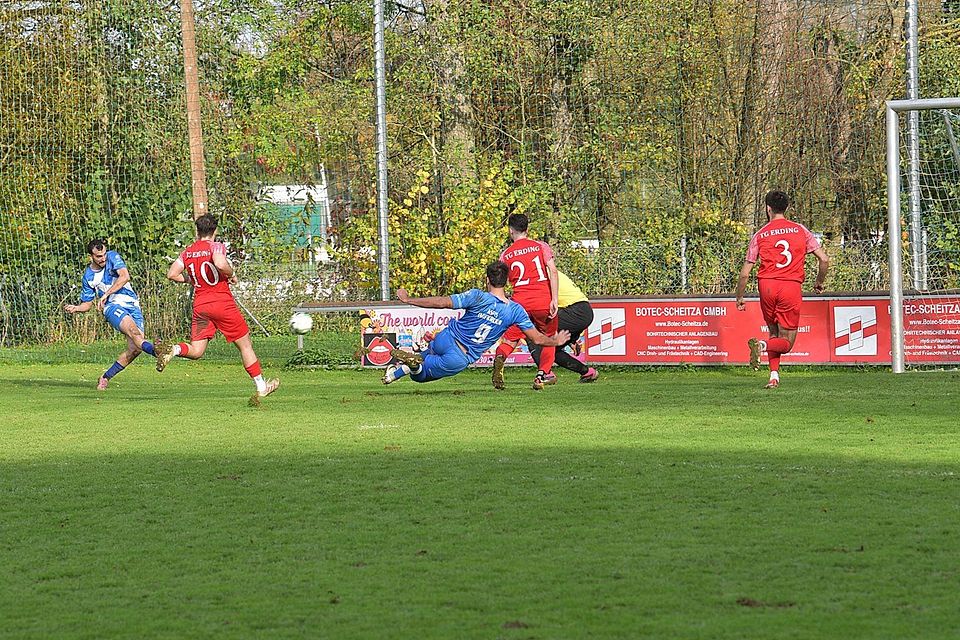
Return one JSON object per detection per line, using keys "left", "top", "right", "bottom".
{"left": 80, "top": 250, "right": 140, "bottom": 310}
{"left": 446, "top": 289, "right": 534, "bottom": 361}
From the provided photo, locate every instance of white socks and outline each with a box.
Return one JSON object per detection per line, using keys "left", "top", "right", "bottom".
{"left": 172, "top": 344, "right": 183, "bottom": 356}
{"left": 253, "top": 375, "right": 267, "bottom": 393}
{"left": 769, "top": 371, "right": 780, "bottom": 382}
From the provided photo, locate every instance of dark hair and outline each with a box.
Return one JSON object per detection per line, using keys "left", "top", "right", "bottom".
{"left": 86, "top": 238, "right": 106, "bottom": 254}
{"left": 486, "top": 261, "right": 510, "bottom": 288}
{"left": 764, "top": 190, "right": 790, "bottom": 214}
{"left": 507, "top": 213, "right": 529, "bottom": 233}
{"left": 195, "top": 214, "right": 218, "bottom": 237}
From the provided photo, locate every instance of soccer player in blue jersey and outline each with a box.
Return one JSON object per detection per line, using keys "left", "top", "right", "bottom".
{"left": 64, "top": 239, "right": 161, "bottom": 390}
{"left": 381, "top": 261, "right": 570, "bottom": 386}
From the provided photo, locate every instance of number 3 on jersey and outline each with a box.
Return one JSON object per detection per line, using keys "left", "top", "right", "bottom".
{"left": 774, "top": 240, "right": 793, "bottom": 269}
{"left": 511, "top": 256, "right": 547, "bottom": 286}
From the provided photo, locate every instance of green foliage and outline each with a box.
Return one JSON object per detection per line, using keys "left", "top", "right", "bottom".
{"left": 4, "top": 0, "right": 960, "bottom": 345}
{"left": 335, "top": 158, "right": 552, "bottom": 296}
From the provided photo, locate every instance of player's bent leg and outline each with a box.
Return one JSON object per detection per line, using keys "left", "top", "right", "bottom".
{"left": 554, "top": 348, "right": 588, "bottom": 376}
{"left": 492, "top": 353, "right": 506, "bottom": 390}
{"left": 157, "top": 339, "right": 208, "bottom": 370}
{"left": 764, "top": 327, "right": 797, "bottom": 388}
{"left": 98, "top": 340, "right": 141, "bottom": 390}
{"left": 410, "top": 351, "right": 470, "bottom": 383}
{"left": 116, "top": 314, "right": 155, "bottom": 354}
{"left": 234, "top": 333, "right": 278, "bottom": 397}
{"left": 382, "top": 363, "right": 412, "bottom": 385}
{"left": 390, "top": 348, "right": 425, "bottom": 371}
{"left": 493, "top": 332, "right": 522, "bottom": 390}
{"left": 747, "top": 338, "right": 763, "bottom": 371}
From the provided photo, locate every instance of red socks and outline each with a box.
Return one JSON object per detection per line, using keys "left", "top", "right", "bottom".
{"left": 765, "top": 338, "right": 792, "bottom": 373}
{"left": 495, "top": 343, "right": 513, "bottom": 359}
{"left": 766, "top": 338, "right": 791, "bottom": 354}
{"left": 245, "top": 360, "right": 262, "bottom": 378}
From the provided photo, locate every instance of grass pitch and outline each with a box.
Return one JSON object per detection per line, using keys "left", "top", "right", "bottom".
{"left": 1, "top": 343, "right": 959, "bottom": 638}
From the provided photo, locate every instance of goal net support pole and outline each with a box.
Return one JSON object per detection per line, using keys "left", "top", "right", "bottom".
{"left": 886, "top": 97, "right": 960, "bottom": 373}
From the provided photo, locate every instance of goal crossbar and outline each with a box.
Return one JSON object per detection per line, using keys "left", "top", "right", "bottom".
{"left": 886, "top": 97, "right": 960, "bottom": 373}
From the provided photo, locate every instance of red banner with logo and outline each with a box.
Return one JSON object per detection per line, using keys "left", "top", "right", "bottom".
{"left": 583, "top": 295, "right": 960, "bottom": 365}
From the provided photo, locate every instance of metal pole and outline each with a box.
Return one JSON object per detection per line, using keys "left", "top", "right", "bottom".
{"left": 180, "top": 0, "right": 208, "bottom": 219}
{"left": 887, "top": 106, "right": 906, "bottom": 374}
{"left": 374, "top": 0, "right": 391, "bottom": 301}
{"left": 905, "top": 0, "right": 923, "bottom": 289}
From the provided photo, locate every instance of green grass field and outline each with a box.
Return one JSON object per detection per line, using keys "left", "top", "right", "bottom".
{"left": 2, "top": 340, "right": 959, "bottom": 638}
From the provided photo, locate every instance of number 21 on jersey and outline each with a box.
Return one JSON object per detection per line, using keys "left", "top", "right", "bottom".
{"left": 511, "top": 256, "right": 546, "bottom": 285}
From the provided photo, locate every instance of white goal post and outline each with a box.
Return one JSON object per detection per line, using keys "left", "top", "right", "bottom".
{"left": 886, "top": 97, "right": 960, "bottom": 373}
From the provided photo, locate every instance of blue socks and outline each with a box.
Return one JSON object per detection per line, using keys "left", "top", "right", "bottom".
{"left": 103, "top": 361, "right": 125, "bottom": 380}
{"left": 102, "top": 342, "right": 154, "bottom": 380}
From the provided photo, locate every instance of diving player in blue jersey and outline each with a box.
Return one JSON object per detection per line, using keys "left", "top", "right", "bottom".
{"left": 381, "top": 261, "right": 570, "bottom": 386}
{"left": 64, "top": 239, "right": 161, "bottom": 390}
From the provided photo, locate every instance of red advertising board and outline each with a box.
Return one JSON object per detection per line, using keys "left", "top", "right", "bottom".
{"left": 583, "top": 295, "right": 960, "bottom": 365}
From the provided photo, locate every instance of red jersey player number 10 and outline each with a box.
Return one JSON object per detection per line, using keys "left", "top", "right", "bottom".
{"left": 180, "top": 240, "right": 234, "bottom": 304}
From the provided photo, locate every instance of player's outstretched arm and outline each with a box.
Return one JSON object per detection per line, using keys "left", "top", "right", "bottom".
{"left": 64, "top": 301, "right": 94, "bottom": 314}
{"left": 734, "top": 260, "right": 754, "bottom": 311}
{"left": 812, "top": 247, "right": 829, "bottom": 293}
{"left": 523, "top": 326, "right": 571, "bottom": 347}
{"left": 397, "top": 288, "right": 453, "bottom": 309}
{"left": 166, "top": 258, "right": 187, "bottom": 284}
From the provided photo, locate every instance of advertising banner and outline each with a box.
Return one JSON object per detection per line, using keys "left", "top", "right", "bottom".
{"left": 584, "top": 295, "right": 960, "bottom": 365}
{"left": 358, "top": 306, "right": 570, "bottom": 367}
{"left": 356, "top": 295, "right": 960, "bottom": 367}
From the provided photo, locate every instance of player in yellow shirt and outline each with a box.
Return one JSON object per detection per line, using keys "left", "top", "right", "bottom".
{"left": 526, "top": 270, "right": 598, "bottom": 383}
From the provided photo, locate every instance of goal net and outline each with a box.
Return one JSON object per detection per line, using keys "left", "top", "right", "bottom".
{"left": 887, "top": 99, "right": 960, "bottom": 371}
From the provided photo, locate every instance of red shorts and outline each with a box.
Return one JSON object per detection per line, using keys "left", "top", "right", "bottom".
{"left": 759, "top": 279, "right": 802, "bottom": 330}
{"left": 503, "top": 308, "right": 559, "bottom": 342}
{"left": 191, "top": 300, "right": 250, "bottom": 343}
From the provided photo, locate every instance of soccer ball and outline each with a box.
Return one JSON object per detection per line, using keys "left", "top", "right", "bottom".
{"left": 289, "top": 312, "right": 313, "bottom": 335}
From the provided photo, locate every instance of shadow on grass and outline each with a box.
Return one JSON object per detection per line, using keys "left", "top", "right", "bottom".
{"left": 1, "top": 447, "right": 957, "bottom": 639}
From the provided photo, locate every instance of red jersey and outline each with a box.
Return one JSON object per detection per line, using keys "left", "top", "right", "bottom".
{"left": 746, "top": 218, "right": 820, "bottom": 283}
{"left": 179, "top": 240, "right": 235, "bottom": 306}
{"left": 500, "top": 237, "right": 555, "bottom": 309}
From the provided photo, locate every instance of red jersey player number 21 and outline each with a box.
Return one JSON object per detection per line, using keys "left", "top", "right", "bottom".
{"left": 494, "top": 213, "right": 560, "bottom": 391}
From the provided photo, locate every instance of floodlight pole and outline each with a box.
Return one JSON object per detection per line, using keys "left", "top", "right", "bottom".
{"left": 374, "top": 0, "right": 391, "bottom": 301}
{"left": 180, "top": 0, "right": 208, "bottom": 219}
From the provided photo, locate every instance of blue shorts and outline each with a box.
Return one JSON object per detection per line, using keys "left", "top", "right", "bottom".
{"left": 104, "top": 303, "right": 144, "bottom": 333}
{"left": 411, "top": 329, "right": 472, "bottom": 383}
